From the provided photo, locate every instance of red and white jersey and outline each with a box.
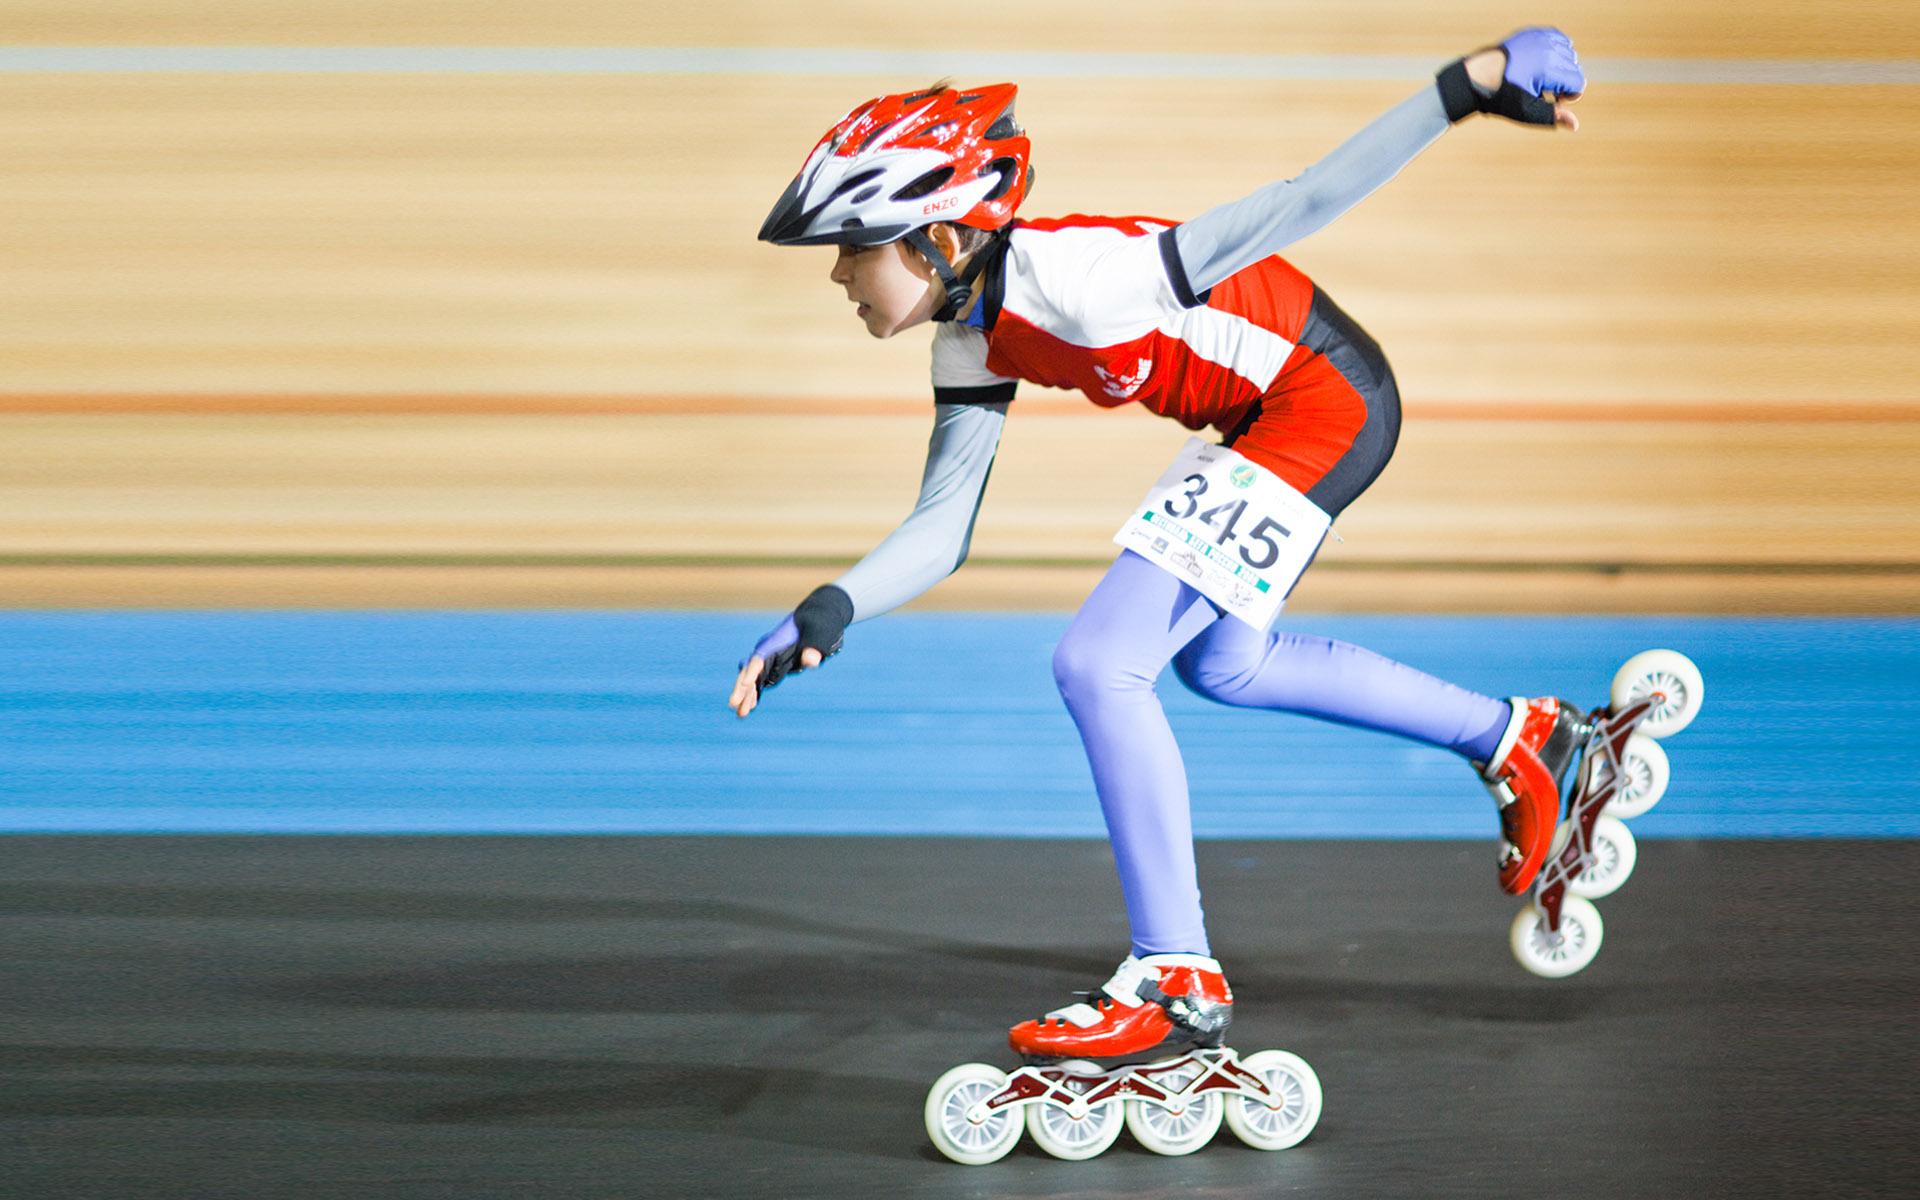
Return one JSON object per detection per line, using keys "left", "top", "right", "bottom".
{"left": 931, "top": 214, "right": 1319, "bottom": 434}
{"left": 844, "top": 85, "right": 1450, "bottom": 621}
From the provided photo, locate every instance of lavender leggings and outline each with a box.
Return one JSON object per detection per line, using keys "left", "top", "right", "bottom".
{"left": 1054, "top": 549, "right": 1510, "bottom": 957}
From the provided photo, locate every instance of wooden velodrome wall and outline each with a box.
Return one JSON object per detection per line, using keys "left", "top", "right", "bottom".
{"left": 4, "top": 2, "right": 1917, "bottom": 612}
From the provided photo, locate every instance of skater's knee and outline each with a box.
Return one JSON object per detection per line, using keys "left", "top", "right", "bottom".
{"left": 1052, "top": 627, "right": 1145, "bottom": 704}
{"left": 1051, "top": 630, "right": 1100, "bottom": 699}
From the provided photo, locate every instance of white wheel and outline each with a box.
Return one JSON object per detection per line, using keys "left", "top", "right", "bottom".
{"left": 1124, "top": 1090, "right": 1222, "bottom": 1156}
{"left": 1222, "top": 1049, "right": 1323, "bottom": 1151}
{"left": 1568, "top": 815, "right": 1637, "bottom": 899}
{"left": 1024, "top": 1061, "right": 1124, "bottom": 1160}
{"left": 1596, "top": 733, "right": 1670, "bottom": 819}
{"left": 925, "top": 1063, "right": 1023, "bottom": 1165}
{"left": 1610, "top": 650, "right": 1704, "bottom": 738}
{"left": 1546, "top": 817, "right": 1574, "bottom": 860}
{"left": 1509, "top": 894, "right": 1605, "bottom": 978}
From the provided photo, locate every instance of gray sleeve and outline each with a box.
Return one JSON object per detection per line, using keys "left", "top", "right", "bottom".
{"left": 1169, "top": 84, "right": 1452, "bottom": 297}
{"left": 831, "top": 400, "right": 1006, "bottom": 622}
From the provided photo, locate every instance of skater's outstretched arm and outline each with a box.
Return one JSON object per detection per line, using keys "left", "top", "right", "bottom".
{"left": 728, "top": 399, "right": 1006, "bottom": 717}
{"left": 1168, "top": 30, "right": 1585, "bottom": 299}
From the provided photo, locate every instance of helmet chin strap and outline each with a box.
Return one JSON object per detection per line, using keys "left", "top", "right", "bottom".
{"left": 903, "top": 226, "right": 1007, "bottom": 323}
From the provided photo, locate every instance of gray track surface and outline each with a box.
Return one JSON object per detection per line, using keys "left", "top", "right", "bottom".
{"left": 0, "top": 836, "right": 1909, "bottom": 1198}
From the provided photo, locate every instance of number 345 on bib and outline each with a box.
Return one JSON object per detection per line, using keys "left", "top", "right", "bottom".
{"left": 1112, "top": 437, "right": 1332, "bottom": 630}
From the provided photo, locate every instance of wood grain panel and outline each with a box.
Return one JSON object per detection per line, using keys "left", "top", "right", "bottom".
{"left": 7, "top": 0, "right": 1915, "bottom": 58}
{"left": 3, "top": 4, "right": 1916, "bottom": 609}
{"left": 4, "top": 77, "right": 1915, "bottom": 404}
{"left": 10, "top": 413, "right": 1913, "bottom": 563}
{"left": 3, "top": 412, "right": 1915, "bottom": 610}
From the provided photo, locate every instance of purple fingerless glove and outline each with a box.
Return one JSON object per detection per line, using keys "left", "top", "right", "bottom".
{"left": 740, "top": 585, "right": 854, "bottom": 697}
{"left": 749, "top": 615, "right": 800, "bottom": 667}
{"left": 1503, "top": 27, "right": 1586, "bottom": 98}
{"left": 1437, "top": 26, "right": 1584, "bottom": 126}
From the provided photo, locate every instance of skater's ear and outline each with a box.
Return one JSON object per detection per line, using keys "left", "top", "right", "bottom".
{"left": 911, "top": 222, "right": 963, "bottom": 269}
{"left": 917, "top": 221, "right": 996, "bottom": 271}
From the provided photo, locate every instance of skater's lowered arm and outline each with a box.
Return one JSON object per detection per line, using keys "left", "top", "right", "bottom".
{"left": 726, "top": 400, "right": 1004, "bottom": 718}
{"left": 831, "top": 399, "right": 1007, "bottom": 622}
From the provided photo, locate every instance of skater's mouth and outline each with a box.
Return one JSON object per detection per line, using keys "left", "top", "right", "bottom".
{"left": 856, "top": 302, "right": 871, "bottom": 319}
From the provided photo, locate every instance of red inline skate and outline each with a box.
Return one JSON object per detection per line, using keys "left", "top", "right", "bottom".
{"left": 925, "top": 954, "right": 1321, "bottom": 1163}
{"left": 1506, "top": 649, "right": 1706, "bottom": 977}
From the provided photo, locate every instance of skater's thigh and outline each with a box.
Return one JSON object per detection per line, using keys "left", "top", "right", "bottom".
{"left": 1055, "top": 550, "right": 1221, "bottom": 689}
{"left": 1170, "top": 613, "right": 1270, "bottom": 696}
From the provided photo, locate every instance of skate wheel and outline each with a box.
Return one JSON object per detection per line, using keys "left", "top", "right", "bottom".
{"left": 1596, "top": 733, "right": 1670, "bottom": 820}
{"left": 1120, "top": 1054, "right": 1222, "bottom": 1156}
{"left": 1223, "top": 1049, "right": 1322, "bottom": 1151}
{"left": 1547, "top": 817, "right": 1575, "bottom": 860}
{"left": 924, "top": 1063, "right": 1022, "bottom": 1165}
{"left": 1610, "top": 650, "right": 1704, "bottom": 738}
{"left": 1569, "top": 814, "right": 1637, "bottom": 899}
{"left": 1023, "top": 1060, "right": 1123, "bottom": 1161}
{"left": 1510, "top": 894, "right": 1605, "bottom": 978}
{"left": 1123, "top": 1078, "right": 1223, "bottom": 1157}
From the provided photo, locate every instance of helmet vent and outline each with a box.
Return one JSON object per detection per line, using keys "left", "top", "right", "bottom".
{"left": 856, "top": 117, "right": 901, "bottom": 153}
{"left": 851, "top": 184, "right": 881, "bottom": 204}
{"left": 827, "top": 168, "right": 884, "bottom": 200}
{"left": 891, "top": 166, "right": 954, "bottom": 202}
{"left": 984, "top": 113, "right": 1020, "bottom": 140}
{"left": 980, "top": 158, "right": 1018, "bottom": 202}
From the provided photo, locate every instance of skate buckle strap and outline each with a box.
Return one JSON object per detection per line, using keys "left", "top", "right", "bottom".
{"left": 1090, "top": 955, "right": 1161, "bottom": 1006}
{"left": 1134, "top": 979, "right": 1232, "bottom": 1042}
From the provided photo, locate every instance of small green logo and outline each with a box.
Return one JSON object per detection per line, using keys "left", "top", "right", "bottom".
{"left": 1229, "top": 464, "right": 1256, "bottom": 489}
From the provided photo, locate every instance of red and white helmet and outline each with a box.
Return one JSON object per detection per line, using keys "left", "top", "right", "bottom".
{"left": 758, "top": 82, "right": 1033, "bottom": 247}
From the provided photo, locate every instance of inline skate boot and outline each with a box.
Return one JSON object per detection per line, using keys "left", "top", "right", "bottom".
{"left": 1481, "top": 695, "right": 1590, "bottom": 895}
{"left": 1008, "top": 953, "right": 1231, "bottom": 1059}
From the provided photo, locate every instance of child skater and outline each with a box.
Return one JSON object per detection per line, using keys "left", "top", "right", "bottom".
{"left": 730, "top": 29, "right": 1590, "bottom": 1061}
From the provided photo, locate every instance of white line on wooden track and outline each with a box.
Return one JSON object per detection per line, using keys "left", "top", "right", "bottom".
{"left": 0, "top": 47, "right": 1916, "bottom": 84}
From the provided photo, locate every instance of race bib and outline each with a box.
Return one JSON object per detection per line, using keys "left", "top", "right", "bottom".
{"left": 1112, "top": 437, "right": 1332, "bottom": 630}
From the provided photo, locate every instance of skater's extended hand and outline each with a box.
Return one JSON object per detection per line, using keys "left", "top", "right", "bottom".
{"left": 728, "top": 647, "right": 822, "bottom": 718}
{"left": 728, "top": 588, "right": 853, "bottom": 719}
{"left": 1464, "top": 29, "right": 1583, "bottom": 131}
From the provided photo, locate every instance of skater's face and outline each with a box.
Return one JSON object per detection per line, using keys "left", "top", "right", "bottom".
{"left": 828, "top": 234, "right": 946, "bottom": 339}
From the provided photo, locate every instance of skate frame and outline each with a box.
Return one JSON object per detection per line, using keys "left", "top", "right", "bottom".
{"left": 1529, "top": 698, "right": 1655, "bottom": 941}
{"left": 970, "top": 1047, "right": 1277, "bottom": 1125}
